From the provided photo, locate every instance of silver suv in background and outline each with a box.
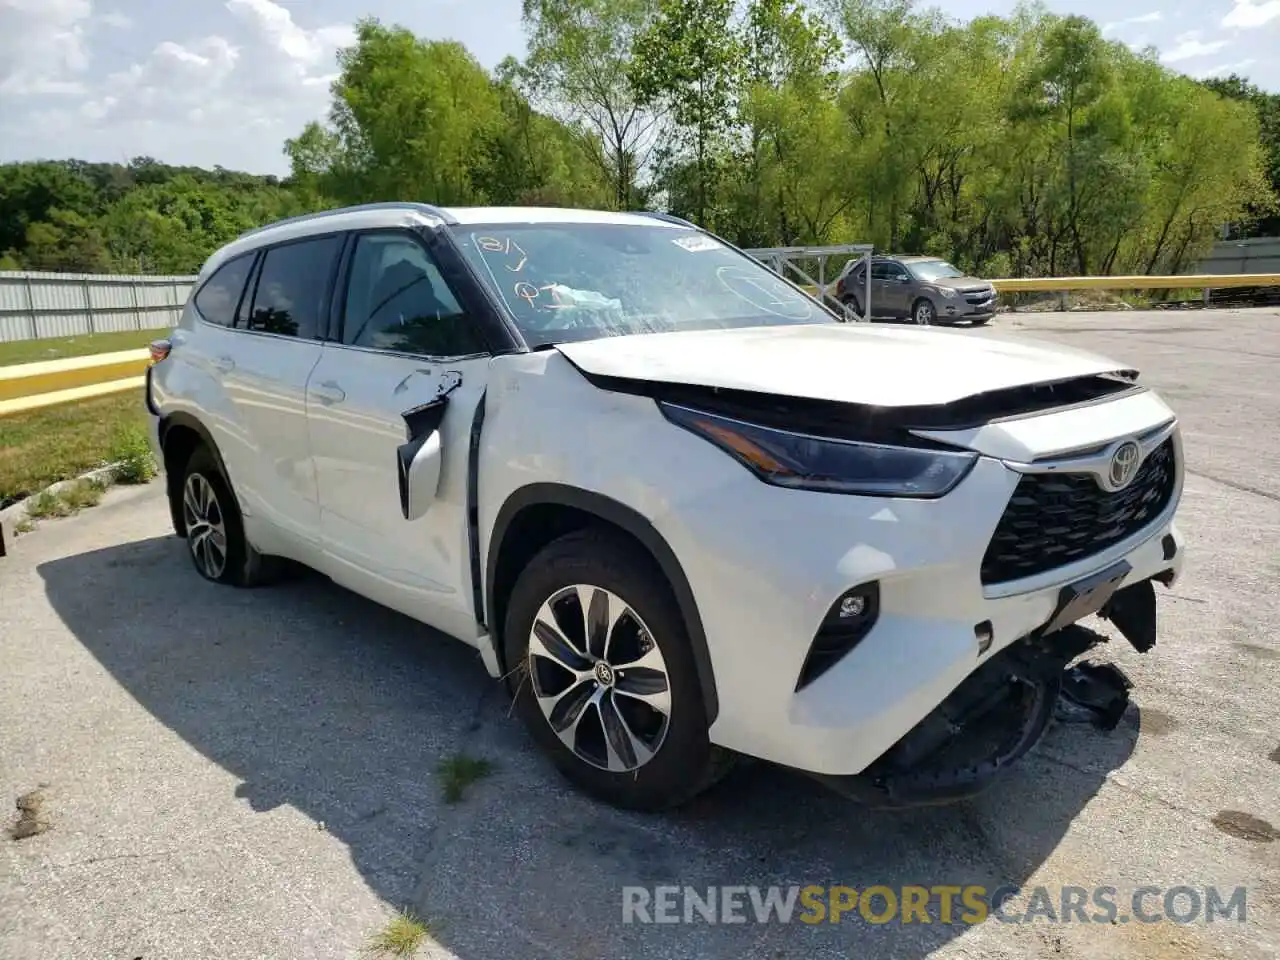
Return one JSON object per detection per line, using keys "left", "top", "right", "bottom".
{"left": 838, "top": 255, "right": 998, "bottom": 326}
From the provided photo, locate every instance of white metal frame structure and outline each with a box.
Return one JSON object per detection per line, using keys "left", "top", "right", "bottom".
{"left": 744, "top": 244, "right": 875, "bottom": 322}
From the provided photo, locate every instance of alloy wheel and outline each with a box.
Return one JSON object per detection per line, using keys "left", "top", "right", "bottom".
{"left": 183, "top": 472, "right": 228, "bottom": 580}
{"left": 915, "top": 300, "right": 934, "bottom": 324}
{"left": 527, "top": 584, "right": 672, "bottom": 773}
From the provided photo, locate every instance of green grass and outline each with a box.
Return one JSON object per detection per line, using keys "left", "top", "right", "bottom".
{"left": 436, "top": 753, "right": 494, "bottom": 804}
{"left": 24, "top": 477, "right": 107, "bottom": 519}
{"left": 0, "top": 390, "right": 151, "bottom": 506}
{"left": 0, "top": 329, "right": 165, "bottom": 367}
{"left": 366, "top": 910, "right": 431, "bottom": 958}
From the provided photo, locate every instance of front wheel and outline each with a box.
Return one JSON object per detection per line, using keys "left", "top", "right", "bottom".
{"left": 502, "top": 529, "right": 733, "bottom": 811}
{"left": 913, "top": 298, "right": 936, "bottom": 325}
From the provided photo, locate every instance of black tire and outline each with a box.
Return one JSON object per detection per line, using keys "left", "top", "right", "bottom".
{"left": 177, "top": 445, "right": 278, "bottom": 588}
{"left": 841, "top": 294, "right": 864, "bottom": 319}
{"left": 502, "top": 528, "right": 734, "bottom": 811}
{"left": 912, "top": 297, "right": 936, "bottom": 325}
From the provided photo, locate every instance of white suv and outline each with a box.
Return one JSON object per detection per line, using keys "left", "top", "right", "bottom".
{"left": 146, "top": 203, "right": 1185, "bottom": 811}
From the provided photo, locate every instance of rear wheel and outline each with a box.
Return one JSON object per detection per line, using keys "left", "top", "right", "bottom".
{"left": 177, "top": 445, "right": 278, "bottom": 587}
{"left": 502, "top": 528, "right": 733, "bottom": 811}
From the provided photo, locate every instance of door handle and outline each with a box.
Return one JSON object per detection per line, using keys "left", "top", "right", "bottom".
{"left": 212, "top": 355, "right": 235, "bottom": 373}
{"left": 311, "top": 380, "right": 346, "bottom": 405}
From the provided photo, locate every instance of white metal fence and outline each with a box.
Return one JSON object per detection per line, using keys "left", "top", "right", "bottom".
{"left": 0, "top": 272, "right": 195, "bottom": 343}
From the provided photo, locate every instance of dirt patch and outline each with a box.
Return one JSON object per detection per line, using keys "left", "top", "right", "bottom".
{"left": 1138, "top": 707, "right": 1178, "bottom": 736}
{"left": 1211, "top": 810, "right": 1278, "bottom": 844}
{"left": 8, "top": 789, "right": 51, "bottom": 841}
{"left": 1235, "top": 642, "right": 1280, "bottom": 662}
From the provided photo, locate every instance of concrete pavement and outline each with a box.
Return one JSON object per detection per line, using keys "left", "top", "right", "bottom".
{"left": 2, "top": 308, "right": 1278, "bottom": 959}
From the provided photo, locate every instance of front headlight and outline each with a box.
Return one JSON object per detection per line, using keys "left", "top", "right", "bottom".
{"left": 659, "top": 403, "right": 978, "bottom": 498}
{"left": 936, "top": 286, "right": 957, "bottom": 298}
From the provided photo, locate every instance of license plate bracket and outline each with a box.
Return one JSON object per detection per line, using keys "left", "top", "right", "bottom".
{"left": 1036, "top": 560, "right": 1132, "bottom": 638}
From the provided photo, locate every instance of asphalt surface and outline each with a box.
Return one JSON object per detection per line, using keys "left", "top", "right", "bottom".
{"left": 2, "top": 308, "right": 1279, "bottom": 960}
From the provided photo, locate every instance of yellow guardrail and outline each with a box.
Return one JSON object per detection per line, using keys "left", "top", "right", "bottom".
{"left": 0, "top": 348, "right": 149, "bottom": 418}
{"left": 989, "top": 273, "right": 1280, "bottom": 293}
{"left": 3, "top": 269, "right": 1280, "bottom": 417}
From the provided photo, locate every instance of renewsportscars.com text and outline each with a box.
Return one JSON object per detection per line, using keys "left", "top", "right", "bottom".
{"left": 621, "top": 885, "right": 1249, "bottom": 926}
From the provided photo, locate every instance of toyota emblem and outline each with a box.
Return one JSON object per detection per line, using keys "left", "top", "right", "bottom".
{"left": 1105, "top": 441, "right": 1142, "bottom": 491}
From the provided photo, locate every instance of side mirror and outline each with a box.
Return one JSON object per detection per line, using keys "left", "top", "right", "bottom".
{"left": 397, "top": 397, "right": 448, "bottom": 521}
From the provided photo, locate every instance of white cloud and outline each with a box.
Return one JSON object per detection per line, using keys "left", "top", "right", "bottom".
{"left": 0, "top": 0, "right": 93, "bottom": 96}
{"left": 1222, "top": 1, "right": 1280, "bottom": 29}
{"left": 60, "top": 0, "right": 354, "bottom": 169}
{"left": 1102, "top": 11, "right": 1163, "bottom": 35}
{"left": 98, "top": 10, "right": 131, "bottom": 29}
{"left": 1191, "top": 58, "right": 1258, "bottom": 78}
{"left": 1161, "top": 31, "right": 1232, "bottom": 63}
{"left": 226, "top": 0, "right": 352, "bottom": 68}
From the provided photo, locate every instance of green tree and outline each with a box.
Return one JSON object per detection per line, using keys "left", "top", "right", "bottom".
{"left": 733, "top": 0, "right": 844, "bottom": 246}
{"left": 630, "top": 0, "right": 743, "bottom": 229}
{"left": 1201, "top": 75, "right": 1280, "bottom": 236}
{"left": 520, "top": 0, "right": 660, "bottom": 209}
{"left": 289, "top": 20, "right": 505, "bottom": 205}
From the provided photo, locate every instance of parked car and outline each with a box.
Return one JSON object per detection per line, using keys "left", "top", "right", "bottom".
{"left": 146, "top": 203, "right": 1185, "bottom": 812}
{"left": 837, "top": 255, "right": 998, "bottom": 325}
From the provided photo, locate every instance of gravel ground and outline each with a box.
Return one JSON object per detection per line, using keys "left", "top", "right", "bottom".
{"left": 1, "top": 308, "right": 1278, "bottom": 960}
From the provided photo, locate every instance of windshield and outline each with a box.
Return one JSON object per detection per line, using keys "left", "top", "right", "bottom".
{"left": 448, "top": 222, "right": 833, "bottom": 347}
{"left": 908, "top": 260, "right": 966, "bottom": 282}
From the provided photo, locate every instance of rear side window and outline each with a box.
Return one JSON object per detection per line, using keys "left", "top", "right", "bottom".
{"left": 341, "top": 232, "right": 486, "bottom": 357}
{"left": 246, "top": 236, "right": 341, "bottom": 340}
{"left": 193, "top": 254, "right": 253, "bottom": 327}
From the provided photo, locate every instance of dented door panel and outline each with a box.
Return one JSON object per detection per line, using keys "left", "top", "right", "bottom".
{"left": 306, "top": 345, "right": 490, "bottom": 640}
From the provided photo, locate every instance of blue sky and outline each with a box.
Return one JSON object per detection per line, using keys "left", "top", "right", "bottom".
{"left": 1, "top": 0, "right": 1277, "bottom": 175}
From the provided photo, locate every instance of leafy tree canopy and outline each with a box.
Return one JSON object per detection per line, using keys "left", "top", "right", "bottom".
{"left": 2, "top": 3, "right": 1276, "bottom": 278}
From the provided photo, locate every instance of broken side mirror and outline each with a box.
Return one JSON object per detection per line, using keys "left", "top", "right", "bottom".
{"left": 397, "top": 396, "right": 448, "bottom": 521}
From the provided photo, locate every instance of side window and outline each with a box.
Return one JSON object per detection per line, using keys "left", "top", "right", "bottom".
{"left": 246, "top": 236, "right": 341, "bottom": 340}
{"left": 193, "top": 254, "right": 253, "bottom": 327}
{"left": 342, "top": 233, "right": 487, "bottom": 357}
{"left": 870, "top": 262, "right": 893, "bottom": 281}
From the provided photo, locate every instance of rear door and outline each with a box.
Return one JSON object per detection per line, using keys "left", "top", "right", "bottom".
{"left": 218, "top": 234, "right": 341, "bottom": 555}
{"left": 306, "top": 228, "right": 492, "bottom": 640}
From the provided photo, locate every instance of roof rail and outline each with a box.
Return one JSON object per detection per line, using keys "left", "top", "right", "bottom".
{"left": 237, "top": 201, "right": 456, "bottom": 239}
{"left": 631, "top": 210, "right": 700, "bottom": 229}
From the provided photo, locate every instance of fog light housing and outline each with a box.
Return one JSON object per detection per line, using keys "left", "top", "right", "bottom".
{"left": 975, "top": 620, "right": 994, "bottom": 656}
{"left": 796, "top": 583, "right": 881, "bottom": 691}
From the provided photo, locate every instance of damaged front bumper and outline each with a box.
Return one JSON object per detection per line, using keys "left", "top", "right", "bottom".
{"left": 809, "top": 574, "right": 1166, "bottom": 808}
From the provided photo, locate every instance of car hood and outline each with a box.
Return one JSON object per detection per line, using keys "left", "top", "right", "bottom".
{"left": 929, "top": 276, "right": 993, "bottom": 293}
{"left": 554, "top": 323, "right": 1135, "bottom": 408}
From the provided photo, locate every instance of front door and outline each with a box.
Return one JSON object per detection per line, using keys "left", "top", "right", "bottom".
{"left": 306, "top": 229, "right": 492, "bottom": 640}
{"left": 872, "top": 261, "right": 911, "bottom": 318}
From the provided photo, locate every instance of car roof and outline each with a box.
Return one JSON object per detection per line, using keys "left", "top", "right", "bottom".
{"left": 441, "top": 206, "right": 684, "bottom": 227}
{"left": 198, "top": 203, "right": 686, "bottom": 280}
